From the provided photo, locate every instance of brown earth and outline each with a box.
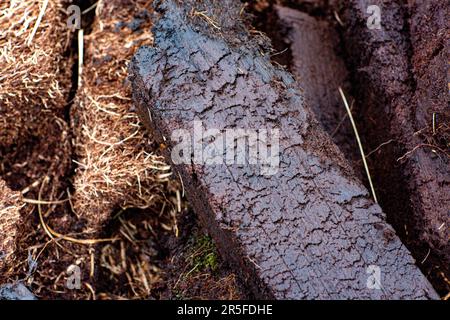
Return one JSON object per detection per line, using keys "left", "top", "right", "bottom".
{"left": 70, "top": 0, "right": 174, "bottom": 229}
{"left": 0, "top": 0, "right": 73, "bottom": 193}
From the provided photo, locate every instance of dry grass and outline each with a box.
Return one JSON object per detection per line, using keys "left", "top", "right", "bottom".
{"left": 70, "top": 0, "right": 177, "bottom": 229}
{"left": 0, "top": 0, "right": 72, "bottom": 210}
{"left": 97, "top": 212, "right": 169, "bottom": 299}
{"left": 0, "top": 0, "right": 182, "bottom": 300}
{"left": 0, "top": 180, "right": 24, "bottom": 273}
{"left": 65, "top": 0, "right": 183, "bottom": 299}
{"left": 339, "top": 87, "right": 378, "bottom": 203}
{"left": 0, "top": 0, "right": 73, "bottom": 284}
{"left": 0, "top": 0, "right": 72, "bottom": 148}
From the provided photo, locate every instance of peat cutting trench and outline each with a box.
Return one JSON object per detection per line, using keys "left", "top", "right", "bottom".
{"left": 0, "top": 0, "right": 448, "bottom": 300}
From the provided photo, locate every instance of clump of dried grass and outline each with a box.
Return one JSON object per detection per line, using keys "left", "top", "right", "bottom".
{"left": 67, "top": 0, "right": 186, "bottom": 299}
{"left": 0, "top": 0, "right": 72, "bottom": 202}
{"left": 0, "top": 0, "right": 72, "bottom": 149}
{"left": 97, "top": 211, "right": 170, "bottom": 299}
{"left": 0, "top": 0, "right": 183, "bottom": 300}
{"left": 71, "top": 0, "right": 177, "bottom": 229}
{"left": 0, "top": 180, "right": 24, "bottom": 273}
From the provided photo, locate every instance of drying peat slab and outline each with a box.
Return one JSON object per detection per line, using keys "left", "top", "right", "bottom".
{"left": 131, "top": 0, "right": 438, "bottom": 299}
{"left": 336, "top": 0, "right": 449, "bottom": 293}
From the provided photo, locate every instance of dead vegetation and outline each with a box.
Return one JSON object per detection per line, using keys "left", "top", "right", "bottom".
{"left": 0, "top": 0, "right": 240, "bottom": 300}
{"left": 0, "top": 0, "right": 179, "bottom": 299}
{"left": 0, "top": 0, "right": 71, "bottom": 114}
{"left": 0, "top": 0, "right": 74, "bottom": 292}
{"left": 398, "top": 112, "right": 450, "bottom": 163}
{"left": 155, "top": 211, "right": 243, "bottom": 300}
{"left": 67, "top": 1, "right": 188, "bottom": 298}
{"left": 70, "top": 0, "right": 178, "bottom": 229}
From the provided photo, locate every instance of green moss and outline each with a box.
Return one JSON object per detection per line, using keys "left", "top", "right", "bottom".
{"left": 190, "top": 234, "right": 219, "bottom": 273}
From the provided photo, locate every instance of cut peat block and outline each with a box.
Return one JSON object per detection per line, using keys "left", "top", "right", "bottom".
{"left": 336, "top": 0, "right": 449, "bottom": 293}
{"left": 130, "top": 0, "right": 438, "bottom": 299}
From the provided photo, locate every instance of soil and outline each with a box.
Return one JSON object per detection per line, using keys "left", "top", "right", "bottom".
{"left": 130, "top": 0, "right": 438, "bottom": 299}
{"left": 0, "top": 180, "right": 21, "bottom": 270}
{"left": 93, "top": 208, "right": 244, "bottom": 300}
{"left": 70, "top": 0, "right": 173, "bottom": 229}
{"left": 0, "top": 0, "right": 73, "bottom": 193}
